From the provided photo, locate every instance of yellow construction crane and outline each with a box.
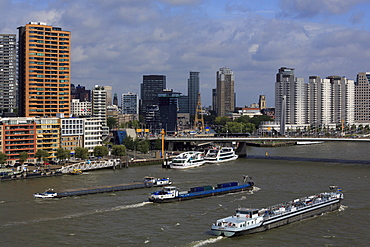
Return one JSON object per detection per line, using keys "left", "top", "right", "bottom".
{"left": 193, "top": 93, "right": 204, "bottom": 132}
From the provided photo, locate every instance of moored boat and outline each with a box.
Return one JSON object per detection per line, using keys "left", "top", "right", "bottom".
{"left": 149, "top": 176, "right": 254, "bottom": 203}
{"left": 169, "top": 151, "right": 206, "bottom": 169}
{"left": 34, "top": 189, "right": 58, "bottom": 198}
{"left": 204, "top": 147, "right": 238, "bottom": 163}
{"left": 211, "top": 186, "right": 343, "bottom": 237}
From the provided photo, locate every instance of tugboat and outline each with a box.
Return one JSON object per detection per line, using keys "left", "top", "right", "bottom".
{"left": 149, "top": 176, "right": 254, "bottom": 203}
{"left": 34, "top": 189, "right": 58, "bottom": 198}
{"left": 204, "top": 147, "right": 238, "bottom": 163}
{"left": 168, "top": 151, "right": 206, "bottom": 169}
{"left": 211, "top": 186, "right": 343, "bottom": 237}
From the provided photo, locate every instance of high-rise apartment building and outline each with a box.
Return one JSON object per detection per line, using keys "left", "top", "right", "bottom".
{"left": 140, "top": 75, "right": 166, "bottom": 117}
{"left": 275, "top": 67, "right": 307, "bottom": 125}
{"left": 355, "top": 72, "right": 370, "bottom": 123}
{"left": 0, "top": 34, "right": 17, "bottom": 113}
{"left": 121, "top": 92, "right": 138, "bottom": 116}
{"left": 216, "top": 67, "right": 234, "bottom": 117}
{"left": 326, "top": 76, "right": 355, "bottom": 125}
{"left": 92, "top": 85, "right": 107, "bottom": 124}
{"left": 188, "top": 71, "right": 199, "bottom": 116}
{"left": 308, "top": 76, "right": 332, "bottom": 126}
{"left": 17, "top": 22, "right": 71, "bottom": 117}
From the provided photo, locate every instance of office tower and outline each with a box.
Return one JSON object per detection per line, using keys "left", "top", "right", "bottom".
{"left": 17, "top": 22, "right": 71, "bottom": 117}
{"left": 92, "top": 85, "right": 107, "bottom": 124}
{"left": 188, "top": 71, "right": 200, "bottom": 116}
{"left": 355, "top": 72, "right": 370, "bottom": 123}
{"left": 216, "top": 67, "right": 235, "bottom": 117}
{"left": 104, "top": 86, "right": 113, "bottom": 106}
{"left": 71, "top": 84, "right": 91, "bottom": 102}
{"left": 275, "top": 67, "right": 307, "bottom": 125}
{"left": 178, "top": 95, "right": 189, "bottom": 113}
{"left": 158, "top": 89, "right": 181, "bottom": 133}
{"left": 113, "top": 93, "right": 118, "bottom": 106}
{"left": 121, "top": 92, "right": 138, "bottom": 117}
{"left": 140, "top": 75, "right": 166, "bottom": 117}
{"left": 0, "top": 34, "right": 17, "bottom": 113}
{"left": 326, "top": 76, "right": 354, "bottom": 125}
{"left": 212, "top": 88, "right": 217, "bottom": 112}
{"left": 259, "top": 95, "right": 266, "bottom": 110}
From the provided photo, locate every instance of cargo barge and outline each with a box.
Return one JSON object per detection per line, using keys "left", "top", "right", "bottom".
{"left": 211, "top": 186, "right": 343, "bottom": 237}
{"left": 149, "top": 176, "right": 254, "bottom": 203}
{"left": 34, "top": 177, "right": 171, "bottom": 198}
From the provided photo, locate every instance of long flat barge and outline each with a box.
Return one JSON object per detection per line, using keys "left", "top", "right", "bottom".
{"left": 149, "top": 178, "right": 254, "bottom": 203}
{"left": 34, "top": 177, "right": 172, "bottom": 198}
{"left": 211, "top": 186, "right": 343, "bottom": 237}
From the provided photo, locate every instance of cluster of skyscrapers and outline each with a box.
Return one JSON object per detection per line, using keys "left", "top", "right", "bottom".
{"left": 274, "top": 67, "right": 370, "bottom": 134}
{"left": 2, "top": 21, "right": 370, "bottom": 164}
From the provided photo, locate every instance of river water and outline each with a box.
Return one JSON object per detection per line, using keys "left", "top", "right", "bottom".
{"left": 1, "top": 141, "right": 369, "bottom": 246}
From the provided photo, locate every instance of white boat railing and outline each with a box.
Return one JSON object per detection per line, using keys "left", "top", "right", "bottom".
{"left": 59, "top": 159, "right": 121, "bottom": 174}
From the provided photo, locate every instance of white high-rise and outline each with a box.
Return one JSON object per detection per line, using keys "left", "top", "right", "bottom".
{"left": 275, "top": 67, "right": 355, "bottom": 128}
{"left": 275, "top": 67, "right": 307, "bottom": 125}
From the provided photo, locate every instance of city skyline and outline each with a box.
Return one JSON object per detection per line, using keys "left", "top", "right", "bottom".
{"left": 1, "top": 1, "right": 370, "bottom": 107}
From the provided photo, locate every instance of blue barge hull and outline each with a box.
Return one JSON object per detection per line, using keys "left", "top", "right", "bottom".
{"left": 150, "top": 182, "right": 254, "bottom": 203}
{"left": 56, "top": 182, "right": 155, "bottom": 198}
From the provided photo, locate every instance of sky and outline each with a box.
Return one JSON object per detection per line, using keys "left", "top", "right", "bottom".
{"left": 1, "top": 0, "right": 370, "bottom": 107}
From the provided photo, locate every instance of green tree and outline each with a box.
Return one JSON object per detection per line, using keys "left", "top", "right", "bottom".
{"left": 235, "top": 115, "right": 250, "bottom": 124}
{"left": 0, "top": 152, "right": 8, "bottom": 167}
{"left": 93, "top": 146, "right": 109, "bottom": 158}
{"left": 154, "top": 138, "right": 162, "bottom": 150}
{"left": 214, "top": 116, "right": 232, "bottom": 126}
{"left": 250, "top": 115, "right": 273, "bottom": 129}
{"left": 19, "top": 152, "right": 29, "bottom": 164}
{"left": 123, "top": 136, "right": 134, "bottom": 150}
{"left": 56, "top": 148, "right": 71, "bottom": 164}
{"left": 112, "top": 145, "right": 126, "bottom": 157}
{"left": 107, "top": 117, "right": 117, "bottom": 129}
{"left": 137, "top": 140, "right": 150, "bottom": 154}
{"left": 35, "top": 149, "right": 49, "bottom": 163}
{"left": 75, "top": 147, "right": 89, "bottom": 160}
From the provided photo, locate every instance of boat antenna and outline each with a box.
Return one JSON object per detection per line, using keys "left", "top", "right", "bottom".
{"left": 243, "top": 175, "right": 248, "bottom": 182}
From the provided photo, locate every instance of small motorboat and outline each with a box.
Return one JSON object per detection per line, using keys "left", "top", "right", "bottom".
{"left": 34, "top": 189, "right": 58, "bottom": 198}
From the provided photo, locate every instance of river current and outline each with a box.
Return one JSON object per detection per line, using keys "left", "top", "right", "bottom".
{"left": 1, "top": 141, "right": 369, "bottom": 246}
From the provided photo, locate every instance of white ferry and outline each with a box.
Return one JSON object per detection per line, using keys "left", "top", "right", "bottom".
{"left": 204, "top": 147, "right": 238, "bottom": 163}
{"left": 169, "top": 151, "right": 206, "bottom": 169}
{"left": 211, "top": 186, "right": 343, "bottom": 237}
{"left": 34, "top": 189, "right": 58, "bottom": 198}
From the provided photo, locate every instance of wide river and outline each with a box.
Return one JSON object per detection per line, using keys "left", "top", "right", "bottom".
{"left": 1, "top": 141, "right": 369, "bottom": 246}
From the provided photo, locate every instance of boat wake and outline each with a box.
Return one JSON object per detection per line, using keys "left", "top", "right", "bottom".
{"left": 187, "top": 236, "right": 225, "bottom": 247}
{"left": 1, "top": 201, "right": 152, "bottom": 228}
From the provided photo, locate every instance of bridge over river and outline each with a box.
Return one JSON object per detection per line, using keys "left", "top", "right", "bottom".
{"left": 151, "top": 136, "right": 370, "bottom": 158}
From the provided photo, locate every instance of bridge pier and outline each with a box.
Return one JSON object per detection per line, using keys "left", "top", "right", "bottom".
{"left": 235, "top": 142, "right": 247, "bottom": 158}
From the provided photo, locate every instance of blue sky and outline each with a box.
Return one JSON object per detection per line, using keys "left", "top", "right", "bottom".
{"left": 1, "top": 0, "right": 370, "bottom": 107}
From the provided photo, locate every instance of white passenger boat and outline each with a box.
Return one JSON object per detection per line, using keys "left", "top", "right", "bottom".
{"left": 34, "top": 189, "right": 58, "bottom": 198}
{"left": 169, "top": 151, "right": 205, "bottom": 169}
{"left": 143, "top": 176, "right": 172, "bottom": 186}
{"left": 211, "top": 186, "right": 343, "bottom": 237}
{"left": 204, "top": 147, "right": 238, "bottom": 163}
